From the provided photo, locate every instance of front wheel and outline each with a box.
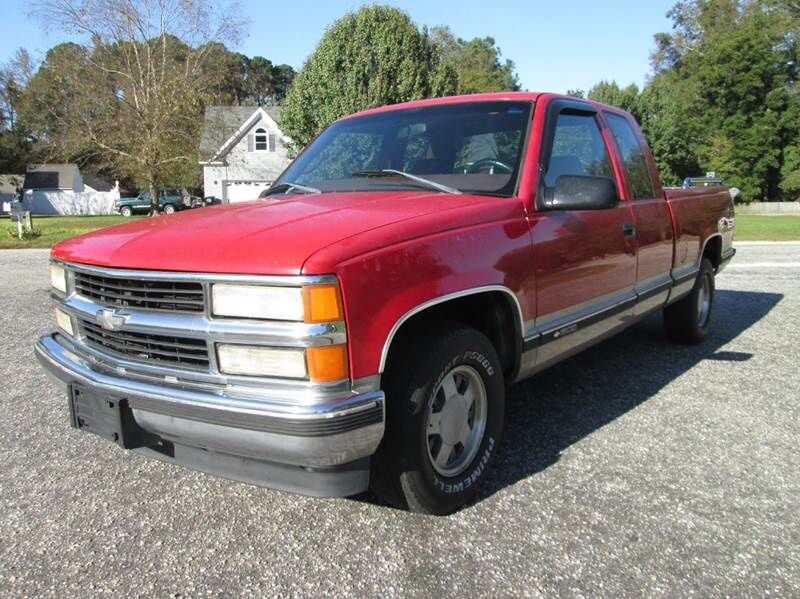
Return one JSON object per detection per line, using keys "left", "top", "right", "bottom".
{"left": 119, "top": 206, "right": 133, "bottom": 217}
{"left": 372, "top": 324, "right": 505, "bottom": 515}
{"left": 664, "top": 257, "right": 715, "bottom": 344}
{"left": 162, "top": 204, "right": 176, "bottom": 215}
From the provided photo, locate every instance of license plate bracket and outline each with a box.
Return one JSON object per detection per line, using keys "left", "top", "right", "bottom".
{"left": 68, "top": 385, "right": 161, "bottom": 450}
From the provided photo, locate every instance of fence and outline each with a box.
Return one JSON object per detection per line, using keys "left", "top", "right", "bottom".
{"left": 21, "top": 189, "right": 120, "bottom": 215}
{"left": 736, "top": 202, "right": 800, "bottom": 215}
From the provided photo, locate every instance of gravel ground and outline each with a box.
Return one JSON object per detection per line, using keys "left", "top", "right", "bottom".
{"left": 0, "top": 244, "right": 798, "bottom": 597}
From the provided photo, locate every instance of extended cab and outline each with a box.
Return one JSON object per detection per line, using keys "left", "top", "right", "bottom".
{"left": 36, "top": 93, "right": 735, "bottom": 514}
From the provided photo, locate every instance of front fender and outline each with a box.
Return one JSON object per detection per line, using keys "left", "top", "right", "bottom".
{"left": 332, "top": 218, "right": 534, "bottom": 380}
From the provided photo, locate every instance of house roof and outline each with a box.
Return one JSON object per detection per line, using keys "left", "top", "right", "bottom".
{"left": 23, "top": 164, "right": 80, "bottom": 190}
{"left": 0, "top": 174, "right": 24, "bottom": 195}
{"left": 199, "top": 105, "right": 282, "bottom": 162}
{"left": 82, "top": 172, "right": 115, "bottom": 192}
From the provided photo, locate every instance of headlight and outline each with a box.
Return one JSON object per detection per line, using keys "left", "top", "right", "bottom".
{"left": 212, "top": 284, "right": 304, "bottom": 320}
{"left": 55, "top": 307, "right": 74, "bottom": 336}
{"left": 50, "top": 264, "right": 67, "bottom": 294}
{"left": 211, "top": 283, "right": 343, "bottom": 322}
{"left": 216, "top": 344, "right": 307, "bottom": 378}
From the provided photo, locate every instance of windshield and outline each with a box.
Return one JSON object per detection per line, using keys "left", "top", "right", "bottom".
{"left": 275, "top": 101, "right": 533, "bottom": 197}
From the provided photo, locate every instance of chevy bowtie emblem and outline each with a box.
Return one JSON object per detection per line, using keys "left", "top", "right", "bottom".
{"left": 96, "top": 308, "right": 128, "bottom": 331}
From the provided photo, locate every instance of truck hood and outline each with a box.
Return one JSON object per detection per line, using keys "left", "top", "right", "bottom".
{"left": 52, "top": 191, "right": 499, "bottom": 275}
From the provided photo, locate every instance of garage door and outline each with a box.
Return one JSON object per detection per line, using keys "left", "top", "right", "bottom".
{"left": 223, "top": 181, "right": 271, "bottom": 203}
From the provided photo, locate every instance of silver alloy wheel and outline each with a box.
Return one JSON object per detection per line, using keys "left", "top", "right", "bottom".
{"left": 697, "top": 272, "right": 711, "bottom": 327}
{"left": 425, "top": 364, "right": 488, "bottom": 477}
{"left": 163, "top": 204, "right": 175, "bottom": 214}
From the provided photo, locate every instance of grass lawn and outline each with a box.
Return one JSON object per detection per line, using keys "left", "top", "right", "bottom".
{"left": 2, "top": 212, "right": 799, "bottom": 249}
{"left": 2, "top": 215, "right": 141, "bottom": 249}
{"left": 734, "top": 214, "right": 800, "bottom": 241}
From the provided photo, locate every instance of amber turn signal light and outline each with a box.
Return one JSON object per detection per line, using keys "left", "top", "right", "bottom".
{"left": 302, "top": 284, "right": 343, "bottom": 323}
{"left": 307, "top": 344, "right": 349, "bottom": 382}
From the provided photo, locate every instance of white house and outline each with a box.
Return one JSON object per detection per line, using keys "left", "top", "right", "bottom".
{"left": 198, "top": 105, "right": 292, "bottom": 203}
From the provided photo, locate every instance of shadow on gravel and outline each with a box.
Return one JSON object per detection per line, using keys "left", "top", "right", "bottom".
{"left": 475, "top": 289, "right": 783, "bottom": 505}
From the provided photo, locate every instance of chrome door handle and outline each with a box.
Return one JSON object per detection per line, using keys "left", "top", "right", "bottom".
{"left": 623, "top": 223, "right": 636, "bottom": 238}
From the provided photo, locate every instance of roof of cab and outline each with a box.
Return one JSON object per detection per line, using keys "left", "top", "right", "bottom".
{"left": 337, "top": 91, "right": 629, "bottom": 123}
{"left": 340, "top": 91, "right": 543, "bottom": 121}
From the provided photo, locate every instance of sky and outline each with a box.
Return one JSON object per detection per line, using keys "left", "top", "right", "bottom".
{"left": 0, "top": 0, "right": 676, "bottom": 93}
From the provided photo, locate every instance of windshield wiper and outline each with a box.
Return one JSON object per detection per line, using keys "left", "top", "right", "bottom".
{"left": 262, "top": 181, "right": 322, "bottom": 197}
{"left": 351, "top": 169, "right": 462, "bottom": 195}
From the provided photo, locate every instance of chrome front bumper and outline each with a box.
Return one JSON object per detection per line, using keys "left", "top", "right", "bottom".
{"left": 36, "top": 333, "right": 385, "bottom": 496}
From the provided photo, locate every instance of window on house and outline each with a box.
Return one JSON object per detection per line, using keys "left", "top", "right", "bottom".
{"left": 268, "top": 133, "right": 276, "bottom": 152}
{"left": 254, "top": 128, "right": 268, "bottom": 151}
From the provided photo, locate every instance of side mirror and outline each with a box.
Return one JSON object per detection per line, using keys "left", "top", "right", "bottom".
{"left": 542, "top": 175, "right": 619, "bottom": 211}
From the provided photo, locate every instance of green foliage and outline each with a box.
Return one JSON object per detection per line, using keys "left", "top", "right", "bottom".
{"left": 587, "top": 81, "right": 640, "bottom": 119}
{"left": 637, "top": 73, "right": 704, "bottom": 186}
{"left": 430, "top": 27, "right": 520, "bottom": 94}
{"left": 204, "top": 46, "right": 296, "bottom": 105}
{"left": 591, "top": 0, "right": 800, "bottom": 202}
{"left": 279, "top": 6, "right": 458, "bottom": 150}
{"left": 6, "top": 226, "right": 41, "bottom": 240}
{"left": 780, "top": 144, "right": 800, "bottom": 199}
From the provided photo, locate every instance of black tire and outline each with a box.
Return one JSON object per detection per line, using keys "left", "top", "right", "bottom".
{"left": 162, "top": 203, "right": 176, "bottom": 215}
{"left": 119, "top": 206, "right": 133, "bottom": 217}
{"left": 664, "top": 257, "right": 715, "bottom": 344}
{"left": 372, "top": 324, "right": 505, "bottom": 515}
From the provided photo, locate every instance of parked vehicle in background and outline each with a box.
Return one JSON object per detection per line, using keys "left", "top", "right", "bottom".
{"left": 37, "top": 92, "right": 736, "bottom": 515}
{"left": 116, "top": 188, "right": 191, "bottom": 216}
{"left": 192, "top": 195, "right": 224, "bottom": 208}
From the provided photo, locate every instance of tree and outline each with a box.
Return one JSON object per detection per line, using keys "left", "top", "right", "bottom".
{"left": 430, "top": 26, "right": 519, "bottom": 94}
{"left": 587, "top": 80, "right": 640, "bottom": 120}
{"left": 270, "top": 64, "right": 296, "bottom": 102}
{"left": 637, "top": 72, "right": 703, "bottom": 186}
{"left": 594, "top": 0, "right": 800, "bottom": 201}
{"left": 29, "top": 0, "right": 244, "bottom": 213}
{"left": 279, "top": 5, "right": 457, "bottom": 150}
{"left": 246, "top": 56, "right": 274, "bottom": 103}
{"left": 0, "top": 49, "right": 33, "bottom": 172}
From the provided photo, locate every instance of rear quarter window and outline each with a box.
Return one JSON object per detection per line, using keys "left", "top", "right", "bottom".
{"left": 605, "top": 113, "right": 656, "bottom": 200}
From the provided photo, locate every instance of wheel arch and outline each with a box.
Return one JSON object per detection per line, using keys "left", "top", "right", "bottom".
{"left": 701, "top": 233, "right": 722, "bottom": 269}
{"left": 378, "top": 286, "right": 525, "bottom": 380}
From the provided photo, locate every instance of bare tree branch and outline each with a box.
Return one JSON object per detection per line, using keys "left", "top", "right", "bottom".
{"left": 29, "top": 0, "right": 247, "bottom": 212}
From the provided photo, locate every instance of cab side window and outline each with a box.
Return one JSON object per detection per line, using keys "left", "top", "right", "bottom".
{"left": 605, "top": 113, "right": 655, "bottom": 200}
{"left": 544, "top": 112, "right": 613, "bottom": 187}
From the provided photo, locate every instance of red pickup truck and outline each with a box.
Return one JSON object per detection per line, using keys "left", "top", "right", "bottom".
{"left": 36, "top": 92, "right": 735, "bottom": 514}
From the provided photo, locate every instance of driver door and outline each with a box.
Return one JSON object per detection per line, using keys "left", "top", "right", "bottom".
{"left": 529, "top": 100, "right": 637, "bottom": 371}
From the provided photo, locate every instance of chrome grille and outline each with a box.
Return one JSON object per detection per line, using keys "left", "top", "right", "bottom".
{"left": 74, "top": 271, "right": 205, "bottom": 313}
{"left": 79, "top": 319, "right": 210, "bottom": 370}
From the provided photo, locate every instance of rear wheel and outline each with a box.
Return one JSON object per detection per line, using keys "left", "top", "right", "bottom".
{"left": 119, "top": 206, "right": 133, "bottom": 217}
{"left": 372, "top": 324, "right": 505, "bottom": 515}
{"left": 664, "top": 257, "right": 715, "bottom": 344}
{"left": 162, "top": 204, "right": 176, "bottom": 215}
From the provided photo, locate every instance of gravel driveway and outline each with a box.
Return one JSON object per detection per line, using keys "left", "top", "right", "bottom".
{"left": 0, "top": 244, "right": 798, "bottom": 597}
